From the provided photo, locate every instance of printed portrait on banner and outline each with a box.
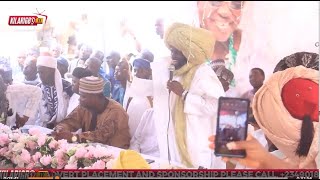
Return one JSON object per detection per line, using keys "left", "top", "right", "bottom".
{"left": 196, "top": 1, "right": 244, "bottom": 86}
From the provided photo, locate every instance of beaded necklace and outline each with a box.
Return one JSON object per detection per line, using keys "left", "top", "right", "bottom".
{"left": 227, "top": 34, "right": 237, "bottom": 87}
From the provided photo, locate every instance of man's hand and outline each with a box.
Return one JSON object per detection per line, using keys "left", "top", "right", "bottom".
{"left": 51, "top": 130, "right": 73, "bottom": 142}
{"left": 16, "top": 114, "right": 29, "bottom": 128}
{"left": 209, "top": 135, "right": 273, "bottom": 169}
{"left": 167, "top": 80, "right": 184, "bottom": 96}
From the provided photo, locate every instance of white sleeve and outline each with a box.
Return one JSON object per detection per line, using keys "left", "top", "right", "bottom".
{"left": 6, "top": 84, "right": 42, "bottom": 118}
{"left": 23, "top": 86, "right": 42, "bottom": 118}
{"left": 129, "top": 108, "right": 154, "bottom": 152}
{"left": 184, "top": 66, "right": 225, "bottom": 116}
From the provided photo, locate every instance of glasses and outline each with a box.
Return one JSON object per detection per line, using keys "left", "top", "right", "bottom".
{"left": 209, "top": 1, "right": 243, "bottom": 10}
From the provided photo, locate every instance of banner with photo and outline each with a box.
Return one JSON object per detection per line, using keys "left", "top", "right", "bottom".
{"left": 192, "top": 1, "right": 319, "bottom": 96}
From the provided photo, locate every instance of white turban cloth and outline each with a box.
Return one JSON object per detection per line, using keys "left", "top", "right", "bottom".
{"left": 37, "top": 55, "right": 65, "bottom": 124}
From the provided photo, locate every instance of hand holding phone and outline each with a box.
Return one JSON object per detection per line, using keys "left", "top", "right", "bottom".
{"left": 214, "top": 97, "right": 250, "bottom": 158}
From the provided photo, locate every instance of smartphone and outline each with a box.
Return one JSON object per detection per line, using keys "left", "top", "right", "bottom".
{"left": 215, "top": 97, "right": 250, "bottom": 158}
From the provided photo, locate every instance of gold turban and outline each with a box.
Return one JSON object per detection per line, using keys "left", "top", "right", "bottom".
{"left": 164, "top": 22, "right": 215, "bottom": 67}
{"left": 164, "top": 23, "right": 216, "bottom": 167}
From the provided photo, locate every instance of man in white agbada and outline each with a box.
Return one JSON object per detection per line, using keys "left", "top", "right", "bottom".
{"left": 128, "top": 19, "right": 171, "bottom": 159}
{"left": 35, "top": 52, "right": 69, "bottom": 129}
{"left": 164, "top": 23, "right": 225, "bottom": 168}
{"left": 126, "top": 58, "right": 158, "bottom": 156}
{"left": 124, "top": 58, "right": 153, "bottom": 137}
{"left": 0, "top": 69, "right": 42, "bottom": 128}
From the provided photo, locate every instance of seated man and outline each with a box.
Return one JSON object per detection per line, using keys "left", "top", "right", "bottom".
{"left": 67, "top": 67, "right": 92, "bottom": 115}
{"left": 21, "top": 57, "right": 41, "bottom": 86}
{"left": 105, "top": 51, "right": 121, "bottom": 89}
{"left": 90, "top": 50, "right": 112, "bottom": 90}
{"left": 0, "top": 69, "right": 42, "bottom": 128}
{"left": 13, "top": 56, "right": 40, "bottom": 86}
{"left": 85, "top": 57, "right": 111, "bottom": 98}
{"left": 52, "top": 76, "right": 130, "bottom": 149}
{"left": 112, "top": 60, "right": 130, "bottom": 105}
{"left": 36, "top": 53, "right": 71, "bottom": 129}
{"left": 125, "top": 58, "right": 153, "bottom": 137}
{"left": 129, "top": 108, "right": 160, "bottom": 157}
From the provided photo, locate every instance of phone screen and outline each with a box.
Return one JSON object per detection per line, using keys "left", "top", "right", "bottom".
{"left": 215, "top": 97, "right": 250, "bottom": 158}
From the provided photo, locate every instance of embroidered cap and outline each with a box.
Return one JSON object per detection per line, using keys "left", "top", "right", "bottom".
{"left": 133, "top": 58, "right": 151, "bottom": 69}
{"left": 79, "top": 76, "right": 105, "bottom": 94}
{"left": 281, "top": 78, "right": 319, "bottom": 122}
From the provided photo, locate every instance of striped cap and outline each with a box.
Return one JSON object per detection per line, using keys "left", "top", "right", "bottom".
{"left": 79, "top": 76, "right": 105, "bottom": 94}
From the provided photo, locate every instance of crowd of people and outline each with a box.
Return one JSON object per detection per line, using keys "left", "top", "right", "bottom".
{"left": 0, "top": 15, "right": 318, "bottom": 170}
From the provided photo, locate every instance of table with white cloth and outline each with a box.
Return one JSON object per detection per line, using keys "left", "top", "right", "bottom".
{"left": 20, "top": 125, "right": 185, "bottom": 169}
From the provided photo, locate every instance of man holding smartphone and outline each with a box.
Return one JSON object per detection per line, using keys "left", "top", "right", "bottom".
{"left": 209, "top": 52, "right": 319, "bottom": 169}
{"left": 165, "top": 23, "right": 225, "bottom": 168}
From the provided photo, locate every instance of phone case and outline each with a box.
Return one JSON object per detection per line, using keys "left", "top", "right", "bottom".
{"left": 214, "top": 97, "right": 250, "bottom": 158}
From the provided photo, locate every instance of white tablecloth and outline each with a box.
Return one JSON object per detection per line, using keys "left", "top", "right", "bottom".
{"left": 19, "top": 126, "right": 184, "bottom": 169}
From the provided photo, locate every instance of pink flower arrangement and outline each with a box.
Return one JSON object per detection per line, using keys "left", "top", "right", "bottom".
{"left": 26, "top": 162, "right": 35, "bottom": 169}
{"left": 0, "top": 134, "right": 9, "bottom": 146}
{"left": 29, "top": 128, "right": 41, "bottom": 136}
{"left": 64, "top": 162, "right": 77, "bottom": 169}
{"left": 48, "top": 139, "right": 58, "bottom": 149}
{"left": 0, "top": 147, "right": 8, "bottom": 156}
{"left": 0, "top": 124, "right": 114, "bottom": 169}
{"left": 26, "top": 140, "right": 37, "bottom": 151}
{"left": 32, "top": 152, "right": 42, "bottom": 163}
{"left": 11, "top": 133, "right": 21, "bottom": 142}
{"left": 20, "top": 149, "right": 31, "bottom": 164}
{"left": 54, "top": 150, "right": 65, "bottom": 160}
{"left": 37, "top": 136, "right": 46, "bottom": 147}
{"left": 74, "top": 147, "right": 87, "bottom": 159}
{"left": 94, "top": 145, "right": 109, "bottom": 159}
{"left": 91, "top": 160, "right": 106, "bottom": 169}
{"left": 40, "top": 155, "right": 52, "bottom": 166}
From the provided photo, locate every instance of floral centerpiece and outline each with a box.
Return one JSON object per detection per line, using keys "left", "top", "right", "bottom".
{"left": 0, "top": 124, "right": 114, "bottom": 169}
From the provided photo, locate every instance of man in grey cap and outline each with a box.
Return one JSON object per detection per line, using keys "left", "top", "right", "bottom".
{"left": 105, "top": 51, "right": 121, "bottom": 88}
{"left": 53, "top": 76, "right": 130, "bottom": 149}
{"left": 210, "top": 59, "right": 234, "bottom": 92}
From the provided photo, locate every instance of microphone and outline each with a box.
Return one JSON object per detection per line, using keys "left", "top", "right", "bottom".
{"left": 168, "top": 65, "right": 175, "bottom": 94}
{"left": 167, "top": 64, "right": 175, "bottom": 165}
{"left": 168, "top": 65, "right": 175, "bottom": 81}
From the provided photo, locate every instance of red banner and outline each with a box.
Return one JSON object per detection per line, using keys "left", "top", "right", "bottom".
{"left": 8, "top": 16, "right": 40, "bottom": 26}
{"left": 0, "top": 169, "right": 318, "bottom": 179}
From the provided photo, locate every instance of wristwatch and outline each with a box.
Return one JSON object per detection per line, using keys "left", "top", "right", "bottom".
{"left": 182, "top": 90, "right": 189, "bottom": 101}
{"left": 71, "top": 135, "right": 78, "bottom": 143}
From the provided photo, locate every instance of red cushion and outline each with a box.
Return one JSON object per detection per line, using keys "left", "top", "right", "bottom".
{"left": 281, "top": 78, "right": 319, "bottom": 122}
